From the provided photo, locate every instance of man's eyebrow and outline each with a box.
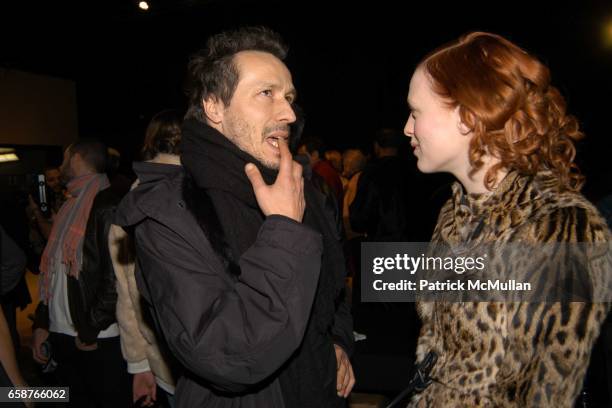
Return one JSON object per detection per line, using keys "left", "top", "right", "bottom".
{"left": 286, "top": 88, "right": 297, "bottom": 100}
{"left": 257, "top": 82, "right": 297, "bottom": 97}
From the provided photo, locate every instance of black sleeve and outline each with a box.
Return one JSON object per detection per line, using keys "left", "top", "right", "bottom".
{"left": 32, "top": 301, "right": 49, "bottom": 331}
{"left": 136, "top": 215, "right": 323, "bottom": 393}
{"left": 0, "top": 225, "right": 26, "bottom": 296}
{"left": 331, "top": 290, "right": 354, "bottom": 356}
{"left": 74, "top": 194, "right": 119, "bottom": 344}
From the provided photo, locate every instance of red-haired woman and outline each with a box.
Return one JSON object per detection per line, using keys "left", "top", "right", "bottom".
{"left": 404, "top": 32, "right": 611, "bottom": 407}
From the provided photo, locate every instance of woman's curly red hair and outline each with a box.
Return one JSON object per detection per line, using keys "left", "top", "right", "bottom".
{"left": 422, "top": 32, "right": 584, "bottom": 191}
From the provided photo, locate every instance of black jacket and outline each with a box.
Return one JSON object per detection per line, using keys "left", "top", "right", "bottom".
{"left": 350, "top": 156, "right": 415, "bottom": 242}
{"left": 34, "top": 188, "right": 121, "bottom": 344}
{"left": 114, "top": 162, "right": 326, "bottom": 407}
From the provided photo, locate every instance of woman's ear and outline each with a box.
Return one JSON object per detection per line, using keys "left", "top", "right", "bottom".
{"left": 455, "top": 106, "right": 472, "bottom": 135}
{"left": 203, "top": 96, "right": 224, "bottom": 124}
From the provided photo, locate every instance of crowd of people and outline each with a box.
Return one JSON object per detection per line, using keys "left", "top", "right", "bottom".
{"left": 0, "top": 26, "right": 611, "bottom": 408}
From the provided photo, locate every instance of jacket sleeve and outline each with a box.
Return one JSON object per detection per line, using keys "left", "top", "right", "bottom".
{"left": 73, "top": 195, "right": 119, "bottom": 344}
{"left": 109, "top": 224, "right": 150, "bottom": 372}
{"left": 32, "top": 301, "right": 49, "bottom": 331}
{"left": 313, "top": 183, "right": 354, "bottom": 355}
{"left": 135, "top": 215, "right": 323, "bottom": 393}
{"left": 331, "top": 292, "right": 354, "bottom": 356}
{"left": 496, "top": 206, "right": 611, "bottom": 404}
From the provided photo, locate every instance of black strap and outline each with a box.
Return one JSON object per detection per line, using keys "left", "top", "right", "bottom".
{"left": 385, "top": 351, "right": 438, "bottom": 408}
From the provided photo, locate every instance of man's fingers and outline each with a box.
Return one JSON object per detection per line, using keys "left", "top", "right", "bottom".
{"left": 336, "top": 360, "right": 347, "bottom": 391}
{"left": 32, "top": 351, "right": 42, "bottom": 364}
{"left": 340, "top": 361, "right": 349, "bottom": 391}
{"left": 341, "top": 363, "right": 351, "bottom": 396}
{"left": 345, "top": 365, "right": 356, "bottom": 397}
{"left": 277, "top": 138, "right": 293, "bottom": 176}
{"left": 292, "top": 160, "right": 303, "bottom": 182}
{"left": 245, "top": 163, "right": 266, "bottom": 191}
{"left": 33, "top": 347, "right": 47, "bottom": 364}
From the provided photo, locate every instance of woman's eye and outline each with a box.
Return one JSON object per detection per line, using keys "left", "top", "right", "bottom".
{"left": 285, "top": 95, "right": 295, "bottom": 104}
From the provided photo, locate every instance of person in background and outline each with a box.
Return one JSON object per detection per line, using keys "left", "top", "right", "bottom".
{"left": 111, "top": 109, "right": 182, "bottom": 408}
{"left": 325, "top": 150, "right": 343, "bottom": 174}
{"left": 298, "top": 137, "right": 344, "bottom": 209}
{"left": 341, "top": 148, "right": 367, "bottom": 239}
{"left": 27, "top": 166, "right": 67, "bottom": 243}
{"left": 349, "top": 128, "right": 413, "bottom": 242}
{"left": 32, "top": 140, "right": 129, "bottom": 407}
{"left": 106, "top": 147, "right": 133, "bottom": 198}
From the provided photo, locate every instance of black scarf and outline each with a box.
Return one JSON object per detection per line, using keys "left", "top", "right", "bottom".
{"left": 181, "top": 119, "right": 346, "bottom": 407}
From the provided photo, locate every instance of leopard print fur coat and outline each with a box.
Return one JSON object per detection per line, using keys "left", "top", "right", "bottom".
{"left": 411, "top": 171, "right": 611, "bottom": 407}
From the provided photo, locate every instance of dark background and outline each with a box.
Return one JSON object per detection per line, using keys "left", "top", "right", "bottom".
{"left": 2, "top": 0, "right": 611, "bottom": 198}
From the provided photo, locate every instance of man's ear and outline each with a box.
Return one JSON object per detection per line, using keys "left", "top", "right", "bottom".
{"left": 203, "top": 96, "right": 224, "bottom": 124}
{"left": 69, "top": 152, "right": 85, "bottom": 174}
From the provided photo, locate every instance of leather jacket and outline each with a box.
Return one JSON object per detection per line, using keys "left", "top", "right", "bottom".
{"left": 34, "top": 188, "right": 121, "bottom": 344}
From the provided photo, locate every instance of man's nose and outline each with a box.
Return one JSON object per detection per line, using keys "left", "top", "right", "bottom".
{"left": 278, "top": 99, "right": 297, "bottom": 124}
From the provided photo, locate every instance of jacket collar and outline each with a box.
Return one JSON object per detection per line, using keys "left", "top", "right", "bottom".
{"left": 115, "top": 162, "right": 183, "bottom": 227}
{"left": 133, "top": 161, "right": 182, "bottom": 184}
{"left": 444, "top": 170, "right": 560, "bottom": 242}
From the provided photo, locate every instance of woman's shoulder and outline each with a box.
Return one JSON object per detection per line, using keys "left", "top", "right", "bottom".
{"left": 522, "top": 189, "right": 609, "bottom": 243}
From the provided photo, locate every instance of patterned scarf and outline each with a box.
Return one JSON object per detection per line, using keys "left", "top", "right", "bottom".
{"left": 39, "top": 173, "right": 110, "bottom": 303}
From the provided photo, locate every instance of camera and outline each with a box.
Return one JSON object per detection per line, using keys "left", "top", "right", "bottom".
{"left": 35, "top": 174, "right": 48, "bottom": 213}
{"left": 26, "top": 173, "right": 50, "bottom": 216}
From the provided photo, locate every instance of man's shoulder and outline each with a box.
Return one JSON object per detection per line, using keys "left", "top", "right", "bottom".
{"left": 115, "top": 169, "right": 189, "bottom": 229}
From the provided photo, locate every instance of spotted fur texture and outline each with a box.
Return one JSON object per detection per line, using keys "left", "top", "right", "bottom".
{"left": 411, "top": 171, "right": 611, "bottom": 407}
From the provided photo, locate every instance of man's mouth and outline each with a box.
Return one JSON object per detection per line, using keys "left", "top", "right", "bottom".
{"left": 265, "top": 134, "right": 289, "bottom": 149}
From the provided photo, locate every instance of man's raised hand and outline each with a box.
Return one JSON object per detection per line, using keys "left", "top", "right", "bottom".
{"left": 245, "top": 138, "right": 305, "bottom": 222}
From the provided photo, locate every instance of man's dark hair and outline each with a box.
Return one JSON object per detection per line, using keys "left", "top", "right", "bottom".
{"left": 374, "top": 128, "right": 403, "bottom": 149}
{"left": 185, "top": 26, "right": 289, "bottom": 121}
{"left": 43, "top": 166, "right": 60, "bottom": 173}
{"left": 70, "top": 139, "right": 107, "bottom": 173}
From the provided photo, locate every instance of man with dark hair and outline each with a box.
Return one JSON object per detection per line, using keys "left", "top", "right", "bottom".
{"left": 350, "top": 128, "right": 411, "bottom": 242}
{"left": 115, "top": 26, "right": 354, "bottom": 407}
{"left": 32, "top": 140, "right": 129, "bottom": 407}
{"left": 66, "top": 139, "right": 108, "bottom": 174}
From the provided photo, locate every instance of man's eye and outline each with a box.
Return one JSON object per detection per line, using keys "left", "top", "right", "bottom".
{"left": 285, "top": 95, "right": 295, "bottom": 104}
{"left": 260, "top": 90, "right": 272, "bottom": 97}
